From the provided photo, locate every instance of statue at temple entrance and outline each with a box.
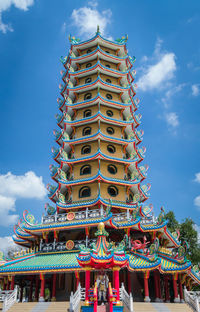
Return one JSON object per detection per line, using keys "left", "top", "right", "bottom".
{"left": 96, "top": 271, "right": 109, "bottom": 302}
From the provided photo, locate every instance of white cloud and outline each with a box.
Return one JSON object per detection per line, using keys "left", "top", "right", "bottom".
{"left": 0, "top": 171, "right": 46, "bottom": 199}
{"left": 138, "top": 53, "right": 176, "bottom": 91}
{"left": 0, "top": 236, "right": 16, "bottom": 254}
{"left": 0, "top": 195, "right": 18, "bottom": 226}
{"left": 71, "top": 5, "right": 112, "bottom": 37}
{"left": 0, "top": 171, "right": 46, "bottom": 226}
{"left": 194, "top": 195, "right": 200, "bottom": 208}
{"left": 194, "top": 173, "right": 200, "bottom": 183}
{"left": 192, "top": 84, "right": 200, "bottom": 96}
{"left": 165, "top": 112, "right": 179, "bottom": 128}
{"left": 0, "top": 0, "right": 34, "bottom": 33}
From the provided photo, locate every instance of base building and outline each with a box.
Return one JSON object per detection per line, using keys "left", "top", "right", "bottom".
{"left": 0, "top": 29, "right": 200, "bottom": 309}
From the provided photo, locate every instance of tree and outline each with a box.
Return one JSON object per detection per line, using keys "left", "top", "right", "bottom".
{"left": 165, "top": 211, "right": 200, "bottom": 265}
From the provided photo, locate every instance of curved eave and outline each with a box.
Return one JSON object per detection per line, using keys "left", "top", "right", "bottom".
{"left": 64, "top": 79, "right": 130, "bottom": 98}
{"left": 23, "top": 213, "right": 112, "bottom": 234}
{"left": 164, "top": 227, "right": 181, "bottom": 248}
{"left": 57, "top": 196, "right": 139, "bottom": 211}
{"left": 63, "top": 112, "right": 135, "bottom": 128}
{"left": 128, "top": 254, "right": 161, "bottom": 272}
{"left": 70, "top": 46, "right": 127, "bottom": 63}
{"left": 160, "top": 257, "right": 191, "bottom": 274}
{"left": 58, "top": 173, "right": 141, "bottom": 187}
{"left": 67, "top": 62, "right": 133, "bottom": 82}
{"left": 12, "top": 236, "right": 31, "bottom": 247}
{"left": 62, "top": 131, "right": 141, "bottom": 146}
{"left": 189, "top": 269, "right": 200, "bottom": 285}
{"left": 60, "top": 151, "right": 139, "bottom": 166}
{"left": 64, "top": 94, "right": 137, "bottom": 111}
{"left": 138, "top": 220, "right": 167, "bottom": 232}
{"left": 110, "top": 217, "right": 140, "bottom": 229}
{"left": 70, "top": 33, "right": 127, "bottom": 52}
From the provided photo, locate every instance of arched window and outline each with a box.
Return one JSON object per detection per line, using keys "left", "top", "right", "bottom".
{"left": 85, "top": 77, "right": 92, "bottom": 84}
{"left": 106, "top": 93, "right": 112, "bottom": 100}
{"left": 106, "top": 110, "right": 113, "bottom": 117}
{"left": 81, "top": 145, "right": 91, "bottom": 155}
{"left": 106, "top": 78, "right": 112, "bottom": 84}
{"left": 107, "top": 145, "right": 116, "bottom": 154}
{"left": 108, "top": 164, "right": 117, "bottom": 175}
{"left": 108, "top": 186, "right": 118, "bottom": 197}
{"left": 105, "top": 64, "right": 111, "bottom": 68}
{"left": 87, "top": 49, "right": 92, "bottom": 54}
{"left": 83, "top": 109, "right": 92, "bottom": 118}
{"left": 129, "top": 193, "right": 133, "bottom": 201}
{"left": 86, "top": 63, "right": 92, "bottom": 68}
{"left": 84, "top": 93, "right": 92, "bottom": 100}
{"left": 79, "top": 186, "right": 91, "bottom": 198}
{"left": 83, "top": 127, "right": 91, "bottom": 136}
{"left": 107, "top": 127, "right": 114, "bottom": 135}
{"left": 80, "top": 165, "right": 91, "bottom": 175}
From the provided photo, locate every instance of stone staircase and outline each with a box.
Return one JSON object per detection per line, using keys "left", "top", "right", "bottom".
{"left": 133, "top": 302, "right": 193, "bottom": 312}
{"left": 6, "top": 301, "right": 70, "bottom": 312}
{"left": 5, "top": 301, "right": 194, "bottom": 312}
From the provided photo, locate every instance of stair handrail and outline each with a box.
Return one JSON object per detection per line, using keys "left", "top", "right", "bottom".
{"left": 120, "top": 283, "right": 134, "bottom": 312}
{"left": 184, "top": 287, "right": 200, "bottom": 312}
{"left": 93, "top": 282, "right": 98, "bottom": 312}
{"left": 108, "top": 282, "right": 113, "bottom": 312}
{"left": 2, "top": 286, "right": 18, "bottom": 312}
{"left": 69, "top": 284, "right": 85, "bottom": 312}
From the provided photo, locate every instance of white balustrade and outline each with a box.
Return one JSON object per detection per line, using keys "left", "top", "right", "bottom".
{"left": 69, "top": 284, "right": 85, "bottom": 312}
{"left": 120, "top": 283, "right": 133, "bottom": 312}
{"left": 184, "top": 287, "right": 200, "bottom": 311}
{"left": 2, "top": 287, "right": 18, "bottom": 312}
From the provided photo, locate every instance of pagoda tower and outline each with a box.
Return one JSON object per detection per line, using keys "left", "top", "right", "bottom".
{"left": 0, "top": 29, "right": 199, "bottom": 310}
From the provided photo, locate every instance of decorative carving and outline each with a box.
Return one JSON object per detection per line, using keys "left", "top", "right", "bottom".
{"left": 45, "top": 203, "right": 56, "bottom": 216}
{"left": 115, "top": 34, "right": 128, "bottom": 44}
{"left": 66, "top": 240, "right": 75, "bottom": 250}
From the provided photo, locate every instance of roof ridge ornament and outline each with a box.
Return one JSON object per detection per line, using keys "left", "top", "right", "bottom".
{"left": 115, "top": 34, "right": 128, "bottom": 44}
{"left": 96, "top": 25, "right": 101, "bottom": 35}
{"left": 68, "top": 34, "right": 80, "bottom": 44}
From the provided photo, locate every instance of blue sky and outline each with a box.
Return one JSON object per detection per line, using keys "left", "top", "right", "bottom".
{"left": 0, "top": 0, "right": 200, "bottom": 250}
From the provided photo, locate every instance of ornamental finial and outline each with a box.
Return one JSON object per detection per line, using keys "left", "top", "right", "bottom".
{"left": 96, "top": 25, "right": 100, "bottom": 35}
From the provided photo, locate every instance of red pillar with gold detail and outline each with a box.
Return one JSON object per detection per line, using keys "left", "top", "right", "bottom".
{"left": 10, "top": 276, "right": 15, "bottom": 291}
{"left": 35, "top": 276, "right": 39, "bottom": 302}
{"left": 85, "top": 269, "right": 91, "bottom": 305}
{"left": 179, "top": 275, "right": 184, "bottom": 303}
{"left": 173, "top": 273, "right": 179, "bottom": 303}
{"left": 164, "top": 275, "right": 170, "bottom": 303}
{"left": 51, "top": 273, "right": 57, "bottom": 302}
{"left": 144, "top": 271, "right": 150, "bottom": 302}
{"left": 113, "top": 267, "right": 120, "bottom": 301}
{"left": 39, "top": 273, "right": 45, "bottom": 302}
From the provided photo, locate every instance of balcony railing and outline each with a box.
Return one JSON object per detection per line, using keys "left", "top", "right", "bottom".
{"left": 42, "top": 207, "right": 106, "bottom": 224}
{"left": 39, "top": 238, "right": 96, "bottom": 253}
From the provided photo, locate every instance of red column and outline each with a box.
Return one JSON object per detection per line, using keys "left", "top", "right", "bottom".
{"left": 113, "top": 267, "right": 120, "bottom": 301}
{"left": 20, "top": 286, "right": 23, "bottom": 302}
{"left": 39, "top": 274, "right": 45, "bottom": 302}
{"left": 10, "top": 276, "right": 15, "bottom": 291}
{"left": 154, "top": 271, "right": 159, "bottom": 301}
{"left": 173, "top": 274, "right": 179, "bottom": 303}
{"left": 51, "top": 274, "right": 56, "bottom": 301}
{"left": 6, "top": 280, "right": 10, "bottom": 290}
{"left": 128, "top": 271, "right": 131, "bottom": 294}
{"left": 3, "top": 278, "right": 6, "bottom": 290}
{"left": 164, "top": 275, "right": 170, "bottom": 303}
{"left": 179, "top": 276, "right": 184, "bottom": 303}
{"left": 144, "top": 271, "right": 150, "bottom": 302}
{"left": 29, "top": 278, "right": 33, "bottom": 302}
{"left": 75, "top": 271, "right": 80, "bottom": 290}
{"left": 35, "top": 276, "right": 39, "bottom": 301}
{"left": 85, "top": 269, "right": 91, "bottom": 304}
